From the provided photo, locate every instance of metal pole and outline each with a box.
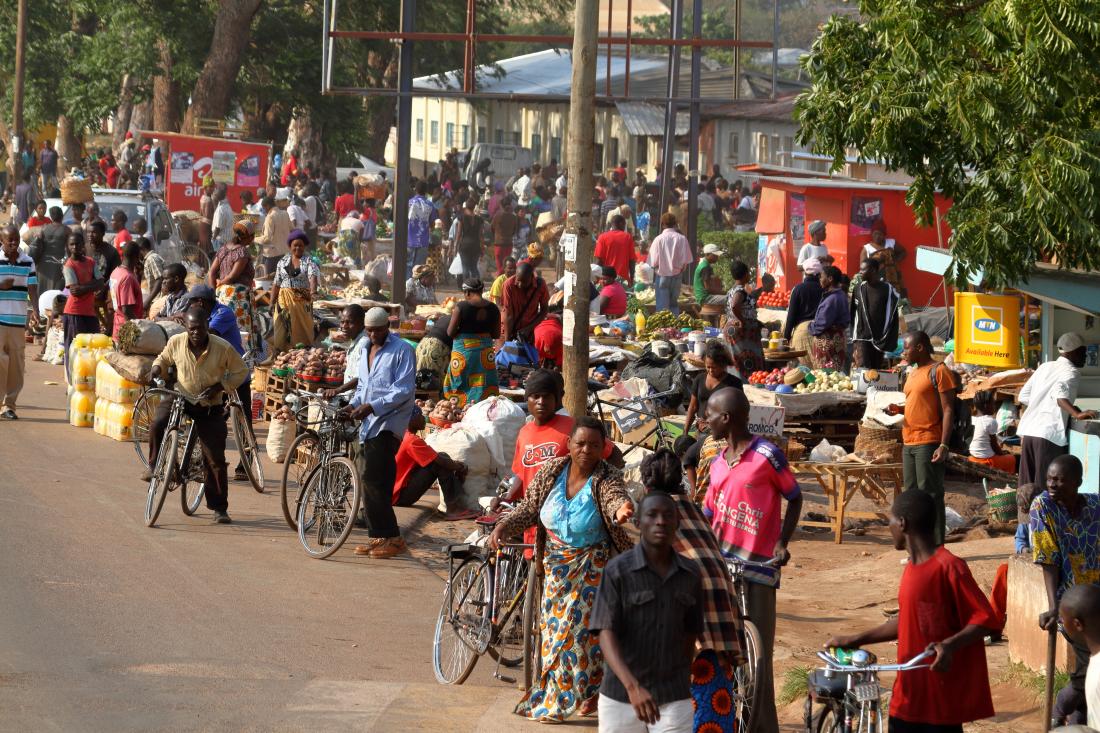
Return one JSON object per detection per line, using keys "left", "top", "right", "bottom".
{"left": 657, "top": 0, "right": 682, "bottom": 220}
{"left": 562, "top": 0, "right": 600, "bottom": 419}
{"left": 686, "top": 0, "right": 702, "bottom": 252}
{"left": 734, "top": 0, "right": 741, "bottom": 99}
{"left": 771, "top": 0, "right": 779, "bottom": 99}
{"left": 392, "top": 0, "right": 416, "bottom": 309}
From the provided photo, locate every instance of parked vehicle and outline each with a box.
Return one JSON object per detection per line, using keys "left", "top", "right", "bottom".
{"left": 462, "top": 144, "right": 535, "bottom": 189}
{"left": 50, "top": 188, "right": 186, "bottom": 262}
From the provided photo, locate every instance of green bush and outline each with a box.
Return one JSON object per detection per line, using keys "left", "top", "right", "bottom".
{"left": 700, "top": 230, "right": 759, "bottom": 289}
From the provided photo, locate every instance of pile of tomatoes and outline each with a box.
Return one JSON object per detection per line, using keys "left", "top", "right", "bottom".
{"left": 756, "top": 290, "right": 790, "bottom": 308}
{"left": 747, "top": 366, "right": 791, "bottom": 387}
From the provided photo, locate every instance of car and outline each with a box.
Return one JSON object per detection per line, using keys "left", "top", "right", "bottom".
{"left": 45, "top": 188, "right": 188, "bottom": 263}
{"left": 462, "top": 143, "right": 535, "bottom": 189}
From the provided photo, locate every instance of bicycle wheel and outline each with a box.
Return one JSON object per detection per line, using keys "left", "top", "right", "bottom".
{"left": 179, "top": 425, "right": 207, "bottom": 516}
{"left": 130, "top": 390, "right": 163, "bottom": 468}
{"left": 232, "top": 405, "right": 265, "bottom": 493}
{"left": 487, "top": 552, "right": 529, "bottom": 669}
{"left": 296, "top": 457, "right": 361, "bottom": 559}
{"left": 734, "top": 620, "right": 764, "bottom": 733}
{"left": 521, "top": 562, "right": 543, "bottom": 691}
{"left": 145, "top": 427, "right": 179, "bottom": 527}
{"left": 280, "top": 431, "right": 320, "bottom": 530}
{"left": 806, "top": 701, "right": 842, "bottom": 733}
{"left": 432, "top": 558, "right": 487, "bottom": 685}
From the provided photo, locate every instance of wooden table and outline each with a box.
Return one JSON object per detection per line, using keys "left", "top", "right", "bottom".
{"left": 791, "top": 461, "right": 903, "bottom": 544}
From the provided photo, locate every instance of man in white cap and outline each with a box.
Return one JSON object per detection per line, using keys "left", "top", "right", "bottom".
{"left": 341, "top": 306, "right": 417, "bottom": 558}
{"left": 1017, "top": 332, "right": 1096, "bottom": 491}
{"left": 692, "top": 243, "right": 726, "bottom": 306}
{"left": 797, "top": 219, "right": 829, "bottom": 271}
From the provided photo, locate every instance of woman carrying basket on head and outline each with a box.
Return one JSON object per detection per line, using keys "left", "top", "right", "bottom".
{"left": 209, "top": 220, "right": 261, "bottom": 359}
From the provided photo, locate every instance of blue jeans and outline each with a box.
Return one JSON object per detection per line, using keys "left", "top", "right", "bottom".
{"left": 407, "top": 246, "right": 428, "bottom": 278}
{"left": 655, "top": 274, "right": 681, "bottom": 315}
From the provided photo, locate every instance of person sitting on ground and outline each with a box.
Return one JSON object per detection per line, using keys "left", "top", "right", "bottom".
{"left": 360, "top": 274, "right": 386, "bottom": 302}
{"left": 533, "top": 306, "right": 564, "bottom": 369}
{"left": 1059, "top": 583, "right": 1100, "bottom": 731}
{"left": 590, "top": 487, "right": 703, "bottom": 732}
{"left": 693, "top": 243, "right": 726, "bottom": 306}
{"left": 391, "top": 410, "right": 475, "bottom": 520}
{"left": 404, "top": 264, "right": 438, "bottom": 311}
{"left": 591, "top": 266, "right": 627, "bottom": 318}
{"left": 967, "top": 390, "right": 1016, "bottom": 473}
{"left": 827, "top": 489, "right": 998, "bottom": 732}
{"left": 1032, "top": 454, "right": 1100, "bottom": 726}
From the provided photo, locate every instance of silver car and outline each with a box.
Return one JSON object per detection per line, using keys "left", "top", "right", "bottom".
{"left": 49, "top": 188, "right": 187, "bottom": 264}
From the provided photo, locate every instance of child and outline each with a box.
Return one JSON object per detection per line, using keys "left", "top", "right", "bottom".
{"left": 1059, "top": 583, "right": 1100, "bottom": 730}
{"left": 968, "top": 390, "right": 1016, "bottom": 473}
{"left": 590, "top": 490, "right": 703, "bottom": 732}
{"left": 827, "top": 490, "right": 997, "bottom": 732}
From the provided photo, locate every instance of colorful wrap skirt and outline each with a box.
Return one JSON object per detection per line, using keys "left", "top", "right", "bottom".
{"left": 442, "top": 334, "right": 499, "bottom": 408}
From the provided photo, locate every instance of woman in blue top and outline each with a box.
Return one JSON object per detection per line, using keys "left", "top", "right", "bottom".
{"left": 808, "top": 265, "right": 851, "bottom": 370}
{"left": 490, "top": 417, "right": 635, "bottom": 724}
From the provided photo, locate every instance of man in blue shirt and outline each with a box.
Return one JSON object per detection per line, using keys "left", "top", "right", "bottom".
{"left": 406, "top": 180, "right": 437, "bottom": 279}
{"left": 342, "top": 306, "right": 417, "bottom": 558}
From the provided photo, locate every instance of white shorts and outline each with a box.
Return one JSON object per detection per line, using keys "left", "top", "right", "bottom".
{"left": 597, "top": 693, "right": 693, "bottom": 733}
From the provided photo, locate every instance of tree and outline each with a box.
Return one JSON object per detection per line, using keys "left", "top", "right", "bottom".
{"left": 795, "top": 1, "right": 1100, "bottom": 287}
{"left": 181, "top": 0, "right": 263, "bottom": 133}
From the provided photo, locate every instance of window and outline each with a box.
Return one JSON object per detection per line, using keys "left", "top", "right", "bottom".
{"left": 512, "top": 131, "right": 521, "bottom": 147}
{"left": 771, "top": 135, "right": 780, "bottom": 163}
{"left": 478, "top": 126, "right": 486, "bottom": 143}
{"left": 727, "top": 132, "right": 739, "bottom": 158}
{"left": 461, "top": 125, "right": 470, "bottom": 148}
{"left": 608, "top": 138, "right": 619, "bottom": 169}
{"left": 446, "top": 123, "right": 455, "bottom": 147}
{"left": 430, "top": 121, "right": 439, "bottom": 145}
{"left": 755, "top": 133, "right": 768, "bottom": 163}
{"left": 594, "top": 143, "right": 604, "bottom": 171}
{"left": 531, "top": 133, "right": 542, "bottom": 157}
{"left": 494, "top": 128, "right": 504, "bottom": 144}
{"left": 783, "top": 136, "right": 793, "bottom": 161}
{"left": 416, "top": 119, "right": 424, "bottom": 143}
{"left": 550, "top": 137, "right": 562, "bottom": 163}
{"left": 636, "top": 137, "right": 648, "bottom": 166}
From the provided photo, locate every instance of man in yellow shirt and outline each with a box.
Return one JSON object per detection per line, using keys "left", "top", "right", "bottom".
{"left": 147, "top": 309, "right": 249, "bottom": 523}
{"left": 488, "top": 256, "right": 516, "bottom": 304}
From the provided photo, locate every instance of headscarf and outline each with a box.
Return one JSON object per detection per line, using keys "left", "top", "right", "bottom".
{"left": 232, "top": 220, "right": 254, "bottom": 245}
{"left": 412, "top": 264, "right": 431, "bottom": 280}
{"left": 287, "top": 228, "right": 309, "bottom": 247}
{"left": 524, "top": 368, "right": 564, "bottom": 399}
{"left": 527, "top": 243, "right": 543, "bottom": 259}
{"left": 808, "top": 219, "right": 827, "bottom": 237}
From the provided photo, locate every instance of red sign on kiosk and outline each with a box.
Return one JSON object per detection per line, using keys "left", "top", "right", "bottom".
{"left": 141, "top": 131, "right": 271, "bottom": 213}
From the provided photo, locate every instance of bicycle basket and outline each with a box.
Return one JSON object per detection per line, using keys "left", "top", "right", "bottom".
{"left": 808, "top": 669, "right": 849, "bottom": 701}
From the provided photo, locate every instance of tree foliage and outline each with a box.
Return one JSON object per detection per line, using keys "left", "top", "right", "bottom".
{"left": 795, "top": 0, "right": 1100, "bottom": 287}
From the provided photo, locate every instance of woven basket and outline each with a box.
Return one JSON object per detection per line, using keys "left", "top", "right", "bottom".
{"left": 786, "top": 438, "right": 807, "bottom": 462}
{"left": 986, "top": 487, "right": 1017, "bottom": 523}
{"left": 854, "top": 422, "right": 903, "bottom": 463}
{"left": 252, "top": 365, "right": 269, "bottom": 395}
{"left": 60, "top": 177, "right": 94, "bottom": 205}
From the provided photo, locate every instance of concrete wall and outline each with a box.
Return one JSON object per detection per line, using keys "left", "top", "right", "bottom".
{"left": 1006, "top": 553, "right": 1073, "bottom": 673}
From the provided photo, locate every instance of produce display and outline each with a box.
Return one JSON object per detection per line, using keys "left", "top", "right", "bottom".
{"left": 756, "top": 290, "right": 790, "bottom": 308}
{"left": 417, "top": 397, "right": 466, "bottom": 426}
{"left": 271, "top": 347, "right": 347, "bottom": 382}
{"left": 748, "top": 366, "right": 793, "bottom": 388}
{"left": 638, "top": 312, "right": 709, "bottom": 340}
{"left": 794, "top": 369, "right": 856, "bottom": 394}
{"left": 340, "top": 282, "right": 389, "bottom": 301}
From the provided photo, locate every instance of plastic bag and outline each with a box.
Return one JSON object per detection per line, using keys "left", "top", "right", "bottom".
{"left": 809, "top": 438, "right": 847, "bottom": 463}
{"left": 461, "top": 396, "right": 527, "bottom": 468}
{"left": 448, "top": 252, "right": 464, "bottom": 276}
{"left": 266, "top": 416, "right": 297, "bottom": 463}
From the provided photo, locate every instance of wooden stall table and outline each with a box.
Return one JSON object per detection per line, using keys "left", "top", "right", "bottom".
{"left": 763, "top": 348, "right": 806, "bottom": 367}
{"left": 791, "top": 461, "right": 903, "bottom": 544}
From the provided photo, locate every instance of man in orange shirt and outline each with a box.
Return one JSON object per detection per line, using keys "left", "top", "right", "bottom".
{"left": 890, "top": 330, "right": 957, "bottom": 545}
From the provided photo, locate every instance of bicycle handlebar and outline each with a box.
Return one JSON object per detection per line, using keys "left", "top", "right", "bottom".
{"left": 726, "top": 556, "right": 780, "bottom": 573}
{"left": 815, "top": 649, "right": 933, "bottom": 673}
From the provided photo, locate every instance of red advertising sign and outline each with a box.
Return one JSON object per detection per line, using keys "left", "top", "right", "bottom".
{"left": 144, "top": 132, "right": 271, "bottom": 213}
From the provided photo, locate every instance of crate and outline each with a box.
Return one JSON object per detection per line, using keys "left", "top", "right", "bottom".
{"left": 267, "top": 373, "right": 291, "bottom": 397}
{"left": 252, "top": 366, "right": 269, "bottom": 395}
{"left": 263, "top": 392, "right": 286, "bottom": 422}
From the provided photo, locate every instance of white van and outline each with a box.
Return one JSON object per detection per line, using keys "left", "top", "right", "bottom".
{"left": 462, "top": 144, "right": 535, "bottom": 189}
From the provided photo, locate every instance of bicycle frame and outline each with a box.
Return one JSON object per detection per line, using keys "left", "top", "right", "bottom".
{"left": 287, "top": 391, "right": 353, "bottom": 461}
{"left": 812, "top": 649, "right": 933, "bottom": 733}
{"left": 726, "top": 557, "right": 779, "bottom": 619}
{"left": 587, "top": 385, "right": 681, "bottom": 454}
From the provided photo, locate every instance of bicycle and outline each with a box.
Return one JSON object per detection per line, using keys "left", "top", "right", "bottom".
{"left": 805, "top": 647, "right": 933, "bottom": 732}
{"left": 278, "top": 390, "right": 353, "bottom": 531}
{"left": 293, "top": 396, "right": 363, "bottom": 559}
{"left": 726, "top": 556, "right": 781, "bottom": 733}
{"left": 586, "top": 380, "right": 681, "bottom": 455}
{"left": 143, "top": 385, "right": 215, "bottom": 526}
{"left": 432, "top": 508, "right": 540, "bottom": 689}
{"left": 132, "top": 386, "right": 264, "bottom": 494}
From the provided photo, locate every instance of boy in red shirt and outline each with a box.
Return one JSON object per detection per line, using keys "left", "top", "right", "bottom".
{"left": 108, "top": 241, "right": 144, "bottom": 338}
{"left": 827, "top": 490, "right": 997, "bottom": 732}
{"left": 389, "top": 411, "right": 474, "bottom": 520}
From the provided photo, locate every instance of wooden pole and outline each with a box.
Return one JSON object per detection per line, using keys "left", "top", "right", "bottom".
{"left": 392, "top": 0, "right": 416, "bottom": 308}
{"left": 562, "top": 0, "right": 600, "bottom": 419}
{"left": 10, "top": 0, "right": 27, "bottom": 194}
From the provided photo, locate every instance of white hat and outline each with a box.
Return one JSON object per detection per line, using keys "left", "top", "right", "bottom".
{"left": 1057, "top": 332, "right": 1085, "bottom": 352}
{"left": 702, "top": 243, "right": 722, "bottom": 256}
{"left": 364, "top": 307, "right": 390, "bottom": 328}
{"left": 275, "top": 187, "right": 291, "bottom": 202}
{"left": 802, "top": 258, "right": 822, "bottom": 275}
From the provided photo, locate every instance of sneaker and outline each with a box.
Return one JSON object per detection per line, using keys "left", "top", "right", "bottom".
{"left": 353, "top": 537, "right": 387, "bottom": 555}
{"left": 0, "top": 408, "right": 16, "bottom": 420}
{"left": 233, "top": 466, "right": 248, "bottom": 482}
{"left": 368, "top": 537, "right": 408, "bottom": 558}
{"left": 212, "top": 511, "right": 232, "bottom": 524}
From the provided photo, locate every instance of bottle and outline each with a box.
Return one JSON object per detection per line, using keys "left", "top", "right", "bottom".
{"left": 69, "top": 390, "right": 95, "bottom": 427}
{"left": 635, "top": 310, "right": 647, "bottom": 335}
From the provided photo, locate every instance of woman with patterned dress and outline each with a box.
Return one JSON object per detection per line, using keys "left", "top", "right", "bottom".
{"left": 208, "top": 221, "right": 260, "bottom": 359}
{"left": 489, "top": 417, "right": 635, "bottom": 724}
{"left": 442, "top": 277, "right": 500, "bottom": 407}
{"left": 723, "top": 260, "right": 764, "bottom": 378}
{"left": 270, "top": 229, "right": 320, "bottom": 351}
{"left": 808, "top": 265, "right": 850, "bottom": 370}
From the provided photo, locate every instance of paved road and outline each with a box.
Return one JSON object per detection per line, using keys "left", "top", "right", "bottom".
{"left": 0, "top": 359, "right": 562, "bottom": 732}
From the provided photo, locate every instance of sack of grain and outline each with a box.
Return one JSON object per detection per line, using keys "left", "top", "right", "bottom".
{"left": 60, "top": 177, "right": 94, "bottom": 205}
{"left": 266, "top": 414, "right": 297, "bottom": 463}
{"left": 104, "top": 351, "right": 155, "bottom": 385}
{"left": 425, "top": 425, "right": 493, "bottom": 512}
{"left": 116, "top": 319, "right": 185, "bottom": 355}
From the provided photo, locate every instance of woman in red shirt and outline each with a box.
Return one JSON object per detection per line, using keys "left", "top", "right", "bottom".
{"left": 26, "top": 201, "right": 51, "bottom": 228}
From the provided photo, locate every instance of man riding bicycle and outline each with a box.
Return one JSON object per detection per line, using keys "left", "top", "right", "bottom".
{"left": 146, "top": 309, "right": 249, "bottom": 524}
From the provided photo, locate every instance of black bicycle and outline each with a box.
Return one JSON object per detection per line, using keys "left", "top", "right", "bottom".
{"left": 586, "top": 379, "right": 680, "bottom": 455}
{"left": 143, "top": 386, "right": 210, "bottom": 526}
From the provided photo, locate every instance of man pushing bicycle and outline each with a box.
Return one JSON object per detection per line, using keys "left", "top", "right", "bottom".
{"left": 147, "top": 309, "right": 249, "bottom": 524}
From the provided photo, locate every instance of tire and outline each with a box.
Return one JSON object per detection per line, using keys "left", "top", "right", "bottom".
{"left": 280, "top": 432, "right": 320, "bottom": 530}
{"left": 145, "top": 427, "right": 178, "bottom": 527}
{"left": 296, "top": 457, "right": 361, "bottom": 559}
{"left": 521, "top": 561, "right": 543, "bottom": 692}
{"left": 433, "top": 558, "right": 488, "bottom": 685}
{"left": 734, "top": 620, "right": 765, "bottom": 733}
{"left": 232, "top": 405, "right": 265, "bottom": 493}
{"left": 178, "top": 421, "right": 207, "bottom": 516}
{"left": 806, "top": 701, "right": 842, "bottom": 733}
{"left": 131, "top": 389, "right": 164, "bottom": 468}
{"left": 486, "top": 552, "right": 529, "bottom": 669}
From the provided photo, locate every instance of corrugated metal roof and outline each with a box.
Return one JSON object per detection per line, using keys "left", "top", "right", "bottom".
{"left": 759, "top": 175, "right": 913, "bottom": 191}
{"left": 616, "top": 101, "right": 689, "bottom": 136}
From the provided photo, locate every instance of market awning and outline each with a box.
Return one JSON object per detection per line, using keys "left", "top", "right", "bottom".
{"left": 615, "top": 101, "right": 689, "bottom": 136}
{"left": 1014, "top": 265, "right": 1100, "bottom": 316}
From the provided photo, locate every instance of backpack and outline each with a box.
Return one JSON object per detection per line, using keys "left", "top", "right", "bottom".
{"left": 928, "top": 362, "right": 969, "bottom": 453}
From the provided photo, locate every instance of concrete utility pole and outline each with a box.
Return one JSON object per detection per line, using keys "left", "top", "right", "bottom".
{"left": 562, "top": 0, "right": 600, "bottom": 419}
{"left": 10, "top": 0, "right": 28, "bottom": 193}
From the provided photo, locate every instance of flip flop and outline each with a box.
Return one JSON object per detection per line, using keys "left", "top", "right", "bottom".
{"left": 442, "top": 508, "right": 480, "bottom": 521}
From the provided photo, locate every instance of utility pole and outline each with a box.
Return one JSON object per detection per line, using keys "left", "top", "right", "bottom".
{"left": 562, "top": 0, "right": 600, "bottom": 419}
{"left": 392, "top": 0, "right": 416, "bottom": 309}
{"left": 657, "top": 0, "right": 682, "bottom": 220}
{"left": 10, "top": 0, "right": 28, "bottom": 194}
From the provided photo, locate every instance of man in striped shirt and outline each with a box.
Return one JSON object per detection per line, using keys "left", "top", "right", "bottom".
{"left": 0, "top": 225, "right": 39, "bottom": 419}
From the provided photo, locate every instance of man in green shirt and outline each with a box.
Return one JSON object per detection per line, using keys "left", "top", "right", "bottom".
{"left": 693, "top": 243, "right": 726, "bottom": 305}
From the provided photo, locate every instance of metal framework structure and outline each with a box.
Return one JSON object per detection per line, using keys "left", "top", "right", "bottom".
{"left": 321, "top": 0, "right": 777, "bottom": 304}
